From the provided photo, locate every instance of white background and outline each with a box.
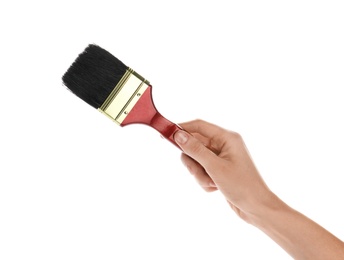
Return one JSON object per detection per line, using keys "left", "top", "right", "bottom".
{"left": 0, "top": 1, "right": 343, "bottom": 259}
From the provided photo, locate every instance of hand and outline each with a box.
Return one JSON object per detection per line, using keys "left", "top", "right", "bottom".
{"left": 174, "top": 119, "right": 344, "bottom": 259}
{"left": 174, "top": 119, "right": 275, "bottom": 222}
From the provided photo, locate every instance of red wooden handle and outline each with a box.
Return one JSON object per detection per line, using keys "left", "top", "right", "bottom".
{"left": 121, "top": 85, "right": 182, "bottom": 150}
{"left": 150, "top": 111, "right": 183, "bottom": 149}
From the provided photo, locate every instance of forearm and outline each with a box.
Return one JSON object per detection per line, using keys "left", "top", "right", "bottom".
{"left": 250, "top": 194, "right": 344, "bottom": 260}
{"left": 174, "top": 123, "right": 344, "bottom": 259}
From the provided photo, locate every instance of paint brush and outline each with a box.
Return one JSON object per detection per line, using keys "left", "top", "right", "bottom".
{"left": 62, "top": 44, "right": 182, "bottom": 149}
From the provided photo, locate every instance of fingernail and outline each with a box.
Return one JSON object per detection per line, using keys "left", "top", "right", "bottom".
{"left": 174, "top": 131, "right": 188, "bottom": 145}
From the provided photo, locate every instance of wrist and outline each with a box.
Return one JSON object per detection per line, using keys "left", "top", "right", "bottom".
{"left": 245, "top": 191, "right": 288, "bottom": 227}
{"left": 244, "top": 192, "right": 344, "bottom": 259}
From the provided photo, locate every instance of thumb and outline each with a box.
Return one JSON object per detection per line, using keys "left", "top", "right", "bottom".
{"left": 174, "top": 130, "right": 217, "bottom": 169}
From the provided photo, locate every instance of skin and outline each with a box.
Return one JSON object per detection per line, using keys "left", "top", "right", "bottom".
{"left": 173, "top": 119, "right": 344, "bottom": 260}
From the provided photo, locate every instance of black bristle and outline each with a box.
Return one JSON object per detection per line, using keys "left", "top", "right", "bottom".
{"left": 62, "top": 44, "right": 128, "bottom": 108}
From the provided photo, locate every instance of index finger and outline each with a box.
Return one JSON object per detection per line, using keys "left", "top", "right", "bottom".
{"left": 179, "top": 119, "right": 226, "bottom": 139}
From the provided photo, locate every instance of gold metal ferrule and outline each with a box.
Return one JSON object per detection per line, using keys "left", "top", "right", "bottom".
{"left": 98, "top": 68, "right": 150, "bottom": 125}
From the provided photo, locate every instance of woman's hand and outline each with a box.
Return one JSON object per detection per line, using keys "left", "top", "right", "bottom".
{"left": 174, "top": 119, "right": 274, "bottom": 222}
{"left": 174, "top": 119, "right": 344, "bottom": 259}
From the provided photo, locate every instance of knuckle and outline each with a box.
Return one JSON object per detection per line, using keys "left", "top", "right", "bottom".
{"left": 193, "top": 118, "right": 206, "bottom": 130}
{"left": 193, "top": 118, "right": 205, "bottom": 124}
{"left": 189, "top": 142, "right": 205, "bottom": 156}
{"left": 229, "top": 131, "right": 243, "bottom": 143}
